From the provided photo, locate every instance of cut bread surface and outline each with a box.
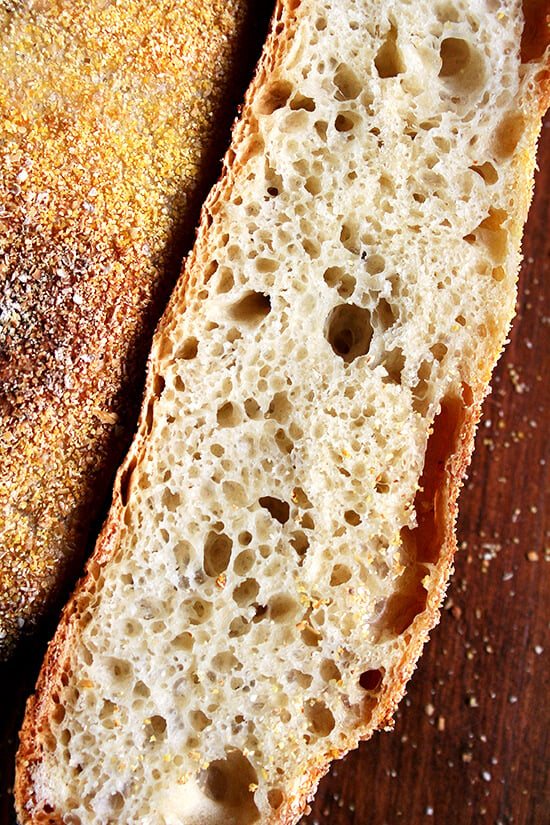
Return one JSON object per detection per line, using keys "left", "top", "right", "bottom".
{"left": 15, "top": 1, "right": 550, "bottom": 824}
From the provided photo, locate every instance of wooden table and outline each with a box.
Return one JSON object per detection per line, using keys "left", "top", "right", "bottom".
{"left": 1, "top": 77, "right": 548, "bottom": 825}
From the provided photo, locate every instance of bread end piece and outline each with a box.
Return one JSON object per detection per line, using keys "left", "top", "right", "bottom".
{"left": 15, "top": 2, "right": 550, "bottom": 824}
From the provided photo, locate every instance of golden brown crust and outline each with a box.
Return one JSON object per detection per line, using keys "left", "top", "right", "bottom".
{"left": 14, "top": 2, "right": 550, "bottom": 823}
{"left": 0, "top": 0, "right": 272, "bottom": 656}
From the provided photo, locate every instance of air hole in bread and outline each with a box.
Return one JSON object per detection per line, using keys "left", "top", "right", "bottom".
{"left": 344, "top": 509, "right": 361, "bottom": 526}
{"left": 439, "top": 37, "right": 485, "bottom": 98}
{"left": 290, "top": 93, "right": 316, "bottom": 111}
{"left": 256, "top": 257, "right": 278, "bottom": 274}
{"left": 325, "top": 303, "right": 374, "bottom": 363}
{"left": 267, "top": 788, "right": 284, "bottom": 810}
{"left": 320, "top": 659, "right": 342, "bottom": 683}
{"left": 248, "top": 604, "right": 266, "bottom": 626}
{"left": 433, "top": 135, "right": 451, "bottom": 153}
{"left": 314, "top": 119, "right": 328, "bottom": 141}
{"left": 229, "top": 616, "right": 250, "bottom": 638}
{"left": 51, "top": 703, "right": 65, "bottom": 725}
{"left": 234, "top": 548, "right": 255, "bottom": 576}
{"left": 258, "top": 79, "right": 293, "bottom": 115}
{"left": 176, "top": 336, "right": 199, "bottom": 360}
{"left": 359, "top": 668, "right": 383, "bottom": 691}
{"left": 198, "top": 750, "right": 260, "bottom": 823}
{"left": 216, "top": 401, "right": 240, "bottom": 428}
{"left": 292, "top": 486, "right": 313, "bottom": 509}
{"left": 133, "top": 680, "right": 151, "bottom": 700}
{"left": 374, "top": 572, "right": 428, "bottom": 640}
{"left": 323, "top": 265, "right": 356, "bottom": 299}
{"left": 285, "top": 109, "right": 311, "bottom": 134}
{"left": 107, "top": 793, "right": 124, "bottom": 814}
{"left": 290, "top": 670, "right": 313, "bottom": 690}
{"left": 223, "top": 480, "right": 247, "bottom": 507}
{"left": 305, "top": 700, "right": 335, "bottom": 737}
{"left": 374, "top": 298, "right": 397, "bottom": 332}
{"left": 269, "top": 594, "right": 299, "bottom": 622}
{"left": 203, "top": 531, "right": 232, "bottom": 577}
{"left": 365, "top": 253, "right": 386, "bottom": 274}
{"left": 304, "top": 174, "right": 322, "bottom": 195}
{"left": 375, "top": 23, "right": 404, "bottom": 78}
{"left": 161, "top": 488, "right": 181, "bottom": 512}
{"left": 229, "top": 291, "right": 271, "bottom": 326}
{"left": 406, "top": 393, "right": 468, "bottom": 564}
{"left": 302, "top": 236, "right": 321, "bottom": 258}
{"left": 382, "top": 347, "right": 405, "bottom": 384}
{"left": 430, "top": 342, "right": 448, "bottom": 362}
{"left": 412, "top": 360, "right": 432, "bottom": 415}
{"left": 187, "top": 598, "right": 212, "bottom": 625}
{"left": 212, "top": 651, "right": 240, "bottom": 673}
{"left": 470, "top": 161, "right": 499, "bottom": 184}
{"left": 267, "top": 391, "right": 292, "bottom": 423}
{"left": 290, "top": 530, "right": 309, "bottom": 563}
{"left": 106, "top": 657, "right": 132, "bottom": 686}
{"left": 300, "top": 623, "right": 321, "bottom": 647}
{"left": 274, "top": 427, "right": 294, "bottom": 454}
{"left": 335, "top": 111, "right": 356, "bottom": 133}
{"left": 145, "top": 397, "right": 155, "bottom": 433}
{"left": 466, "top": 207, "right": 508, "bottom": 262}
{"left": 173, "top": 374, "right": 185, "bottom": 393}
{"left": 493, "top": 111, "right": 526, "bottom": 159}
{"left": 243, "top": 398, "right": 261, "bottom": 420}
{"left": 119, "top": 456, "right": 137, "bottom": 506}
{"left": 330, "top": 563, "right": 352, "bottom": 586}
{"left": 334, "top": 63, "right": 362, "bottom": 100}
{"left": 215, "top": 266, "right": 235, "bottom": 294}
{"left": 171, "top": 632, "right": 194, "bottom": 651}
{"left": 190, "top": 710, "right": 211, "bottom": 732}
{"left": 259, "top": 495, "right": 290, "bottom": 524}
{"left": 233, "top": 578, "right": 260, "bottom": 607}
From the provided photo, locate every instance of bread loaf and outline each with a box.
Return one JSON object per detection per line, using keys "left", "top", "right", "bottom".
{"left": 0, "top": 0, "right": 269, "bottom": 656}
{"left": 15, "top": 1, "right": 550, "bottom": 824}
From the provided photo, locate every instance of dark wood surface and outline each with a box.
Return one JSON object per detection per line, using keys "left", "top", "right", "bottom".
{"left": 1, "top": 79, "right": 548, "bottom": 825}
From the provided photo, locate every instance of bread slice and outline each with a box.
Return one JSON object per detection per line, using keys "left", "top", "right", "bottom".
{"left": 15, "top": 1, "right": 550, "bottom": 823}
{"left": 0, "top": 0, "right": 269, "bottom": 656}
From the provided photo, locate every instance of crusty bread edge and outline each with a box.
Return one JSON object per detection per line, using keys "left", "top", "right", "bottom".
{"left": 14, "top": 2, "right": 550, "bottom": 823}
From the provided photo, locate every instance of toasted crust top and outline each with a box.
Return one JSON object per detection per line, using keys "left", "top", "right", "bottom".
{"left": 0, "top": 0, "right": 268, "bottom": 655}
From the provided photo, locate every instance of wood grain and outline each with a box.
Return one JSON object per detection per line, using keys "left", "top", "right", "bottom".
{"left": 1, "top": 61, "right": 548, "bottom": 825}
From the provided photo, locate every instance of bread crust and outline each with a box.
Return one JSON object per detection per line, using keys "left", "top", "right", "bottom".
{"left": 0, "top": 0, "right": 270, "bottom": 657}
{"left": 14, "top": 1, "right": 550, "bottom": 823}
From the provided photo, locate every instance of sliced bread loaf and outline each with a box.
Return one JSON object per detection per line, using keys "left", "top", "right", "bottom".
{"left": 15, "top": 1, "right": 550, "bottom": 824}
{"left": 0, "top": 0, "right": 269, "bottom": 656}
